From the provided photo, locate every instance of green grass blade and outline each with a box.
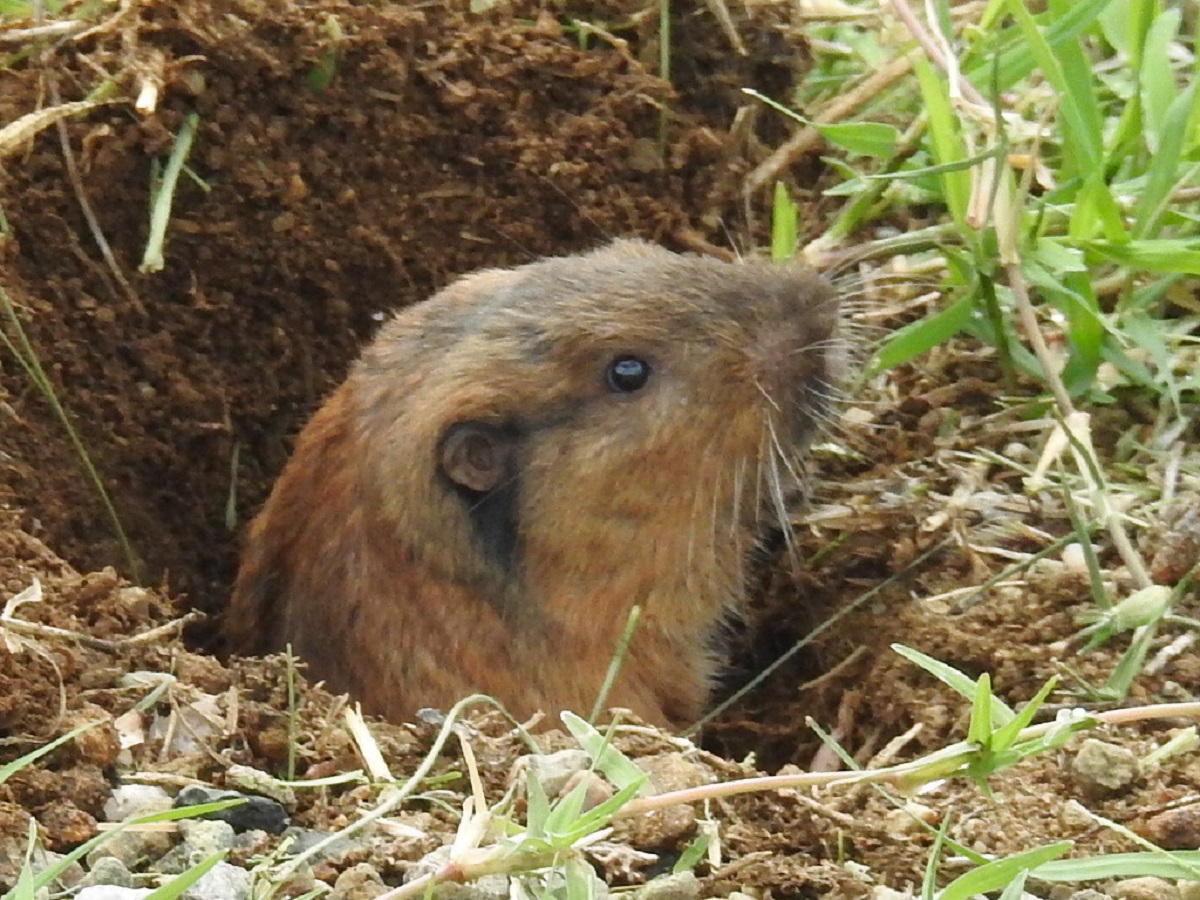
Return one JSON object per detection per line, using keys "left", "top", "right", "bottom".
{"left": 966, "top": 674, "right": 994, "bottom": 747}
{"left": 0, "top": 721, "right": 98, "bottom": 786}
{"left": 564, "top": 857, "right": 600, "bottom": 900}
{"left": 1068, "top": 169, "right": 1128, "bottom": 243}
{"left": 1139, "top": 8, "right": 1183, "bottom": 150}
{"left": 140, "top": 112, "right": 199, "bottom": 274}
{"left": 812, "top": 121, "right": 899, "bottom": 158}
{"left": 144, "top": 852, "right": 226, "bottom": 900}
{"left": 892, "top": 644, "right": 1016, "bottom": 723}
{"left": 525, "top": 770, "right": 550, "bottom": 840}
{"left": 560, "top": 712, "right": 651, "bottom": 796}
{"left": 939, "top": 842, "right": 1073, "bottom": 900}
{"left": 997, "top": 871, "right": 1030, "bottom": 900}
{"left": 673, "top": 834, "right": 710, "bottom": 874}
{"left": 965, "top": 0, "right": 1114, "bottom": 94}
{"left": 991, "top": 677, "right": 1058, "bottom": 751}
{"left": 553, "top": 780, "right": 644, "bottom": 845}
{"left": 542, "top": 776, "right": 591, "bottom": 840}
{"left": 912, "top": 57, "right": 969, "bottom": 227}
{"left": 1133, "top": 86, "right": 1196, "bottom": 238}
{"left": 9, "top": 820, "right": 38, "bottom": 900}
{"left": 1034, "top": 851, "right": 1200, "bottom": 881}
{"left": 870, "top": 296, "right": 974, "bottom": 372}
{"left": 1084, "top": 238, "right": 1200, "bottom": 274}
{"left": 771, "top": 182, "right": 798, "bottom": 262}
{"left": 742, "top": 89, "right": 899, "bottom": 159}
{"left": 1004, "top": 0, "right": 1101, "bottom": 173}
{"left": 1098, "top": 0, "right": 1155, "bottom": 68}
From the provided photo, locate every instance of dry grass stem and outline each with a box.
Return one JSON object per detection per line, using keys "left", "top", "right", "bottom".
{"left": 746, "top": 53, "right": 914, "bottom": 194}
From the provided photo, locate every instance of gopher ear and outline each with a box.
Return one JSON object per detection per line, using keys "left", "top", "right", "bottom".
{"left": 439, "top": 422, "right": 515, "bottom": 494}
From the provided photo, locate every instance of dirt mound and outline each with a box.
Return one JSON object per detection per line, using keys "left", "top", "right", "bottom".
{"left": 3, "top": 2, "right": 1200, "bottom": 897}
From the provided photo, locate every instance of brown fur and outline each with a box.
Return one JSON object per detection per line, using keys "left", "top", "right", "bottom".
{"left": 227, "top": 240, "right": 844, "bottom": 727}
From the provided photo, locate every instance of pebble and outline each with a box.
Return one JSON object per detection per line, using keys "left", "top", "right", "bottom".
{"left": 79, "top": 857, "right": 136, "bottom": 889}
{"left": 1109, "top": 877, "right": 1181, "bottom": 900}
{"left": 1070, "top": 738, "right": 1138, "bottom": 795}
{"left": 611, "top": 754, "right": 712, "bottom": 851}
{"left": 637, "top": 871, "right": 697, "bottom": 900}
{"left": 1142, "top": 805, "right": 1200, "bottom": 849}
{"left": 85, "top": 830, "right": 174, "bottom": 871}
{"left": 279, "top": 826, "right": 361, "bottom": 865}
{"left": 179, "top": 860, "right": 251, "bottom": 900}
{"left": 330, "top": 862, "right": 389, "bottom": 899}
{"left": 103, "top": 785, "right": 173, "bottom": 823}
{"left": 523, "top": 750, "right": 592, "bottom": 797}
{"left": 158, "top": 820, "right": 236, "bottom": 874}
{"left": 75, "top": 888, "right": 153, "bottom": 900}
{"left": 175, "top": 785, "right": 289, "bottom": 834}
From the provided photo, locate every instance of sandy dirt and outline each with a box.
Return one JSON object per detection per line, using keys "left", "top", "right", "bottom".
{"left": 2, "top": 1, "right": 1199, "bottom": 897}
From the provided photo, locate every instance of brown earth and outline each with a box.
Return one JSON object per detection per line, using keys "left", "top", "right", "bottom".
{"left": 2, "top": 1, "right": 1200, "bottom": 897}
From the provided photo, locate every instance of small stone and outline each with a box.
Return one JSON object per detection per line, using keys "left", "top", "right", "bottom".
{"left": 1142, "top": 806, "right": 1200, "bottom": 849}
{"left": 637, "top": 871, "right": 697, "bottom": 900}
{"left": 1060, "top": 890, "right": 1107, "bottom": 900}
{"left": 175, "top": 786, "right": 288, "bottom": 834}
{"left": 80, "top": 857, "right": 136, "bottom": 888}
{"left": 330, "top": 862, "right": 388, "bottom": 900}
{"left": 275, "top": 863, "right": 317, "bottom": 897}
{"left": 1070, "top": 738, "right": 1138, "bottom": 795}
{"left": 158, "top": 820, "right": 236, "bottom": 875}
{"left": 84, "top": 829, "right": 174, "bottom": 870}
{"left": 179, "top": 860, "right": 251, "bottom": 900}
{"left": 883, "top": 801, "right": 938, "bottom": 835}
{"left": 38, "top": 801, "right": 97, "bottom": 847}
{"left": 610, "top": 754, "right": 712, "bottom": 851}
{"left": 586, "top": 840, "right": 658, "bottom": 882}
{"left": 279, "top": 827, "right": 359, "bottom": 865}
{"left": 523, "top": 750, "right": 592, "bottom": 798}
{"left": 75, "top": 888, "right": 153, "bottom": 900}
{"left": 627, "top": 138, "right": 663, "bottom": 173}
{"left": 179, "top": 819, "right": 237, "bottom": 855}
{"left": 1109, "top": 876, "right": 1181, "bottom": 900}
{"left": 104, "top": 785, "right": 174, "bottom": 822}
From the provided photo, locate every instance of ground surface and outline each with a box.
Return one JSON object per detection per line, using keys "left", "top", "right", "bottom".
{"left": 2, "top": 2, "right": 1199, "bottom": 898}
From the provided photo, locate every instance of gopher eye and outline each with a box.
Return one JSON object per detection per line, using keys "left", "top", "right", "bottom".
{"left": 605, "top": 355, "right": 651, "bottom": 393}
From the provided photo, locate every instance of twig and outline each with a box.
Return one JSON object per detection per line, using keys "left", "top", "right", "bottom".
{"left": 886, "top": 0, "right": 986, "bottom": 107}
{"left": 746, "top": 54, "right": 914, "bottom": 194}
{"left": 625, "top": 702, "right": 1200, "bottom": 817}
{"left": 44, "top": 79, "right": 145, "bottom": 314}
{"left": 0, "top": 610, "right": 203, "bottom": 652}
{"left": 0, "top": 20, "right": 88, "bottom": 44}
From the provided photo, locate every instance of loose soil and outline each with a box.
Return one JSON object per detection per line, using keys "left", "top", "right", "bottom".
{"left": 2, "top": 2, "right": 1199, "bottom": 897}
